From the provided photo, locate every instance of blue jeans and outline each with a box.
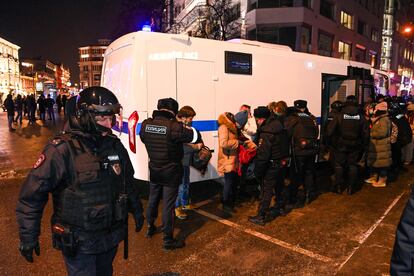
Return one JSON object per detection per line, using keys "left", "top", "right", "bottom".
{"left": 176, "top": 166, "right": 190, "bottom": 208}
{"left": 14, "top": 110, "right": 22, "bottom": 124}
{"left": 223, "top": 171, "right": 237, "bottom": 203}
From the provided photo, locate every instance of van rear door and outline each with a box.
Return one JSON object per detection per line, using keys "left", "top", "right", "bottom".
{"left": 176, "top": 59, "right": 218, "bottom": 180}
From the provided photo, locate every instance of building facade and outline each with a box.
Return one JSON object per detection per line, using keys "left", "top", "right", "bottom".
{"left": 381, "top": 0, "right": 414, "bottom": 95}
{"left": 245, "top": 0, "right": 384, "bottom": 67}
{"left": 0, "top": 37, "right": 21, "bottom": 102}
{"left": 78, "top": 39, "right": 111, "bottom": 89}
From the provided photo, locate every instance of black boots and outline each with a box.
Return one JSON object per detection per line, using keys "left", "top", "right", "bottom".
{"left": 269, "top": 206, "right": 286, "bottom": 218}
{"left": 145, "top": 224, "right": 157, "bottom": 238}
{"left": 248, "top": 212, "right": 266, "bottom": 226}
{"left": 163, "top": 237, "right": 185, "bottom": 250}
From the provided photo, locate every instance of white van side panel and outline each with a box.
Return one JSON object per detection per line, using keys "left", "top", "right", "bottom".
{"left": 103, "top": 31, "right": 372, "bottom": 182}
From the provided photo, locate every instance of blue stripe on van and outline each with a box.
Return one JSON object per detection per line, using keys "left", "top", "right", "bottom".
{"left": 112, "top": 117, "right": 321, "bottom": 135}
{"left": 112, "top": 120, "right": 219, "bottom": 135}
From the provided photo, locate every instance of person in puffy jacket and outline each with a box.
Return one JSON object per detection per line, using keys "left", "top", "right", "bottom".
{"left": 365, "top": 101, "right": 392, "bottom": 187}
{"left": 217, "top": 112, "right": 241, "bottom": 212}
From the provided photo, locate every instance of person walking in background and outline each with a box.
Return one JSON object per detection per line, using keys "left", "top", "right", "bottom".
{"left": 14, "top": 94, "right": 23, "bottom": 125}
{"left": 365, "top": 101, "right": 392, "bottom": 187}
{"left": 37, "top": 94, "right": 46, "bottom": 121}
{"left": 46, "top": 94, "right": 55, "bottom": 123}
{"left": 62, "top": 94, "right": 68, "bottom": 114}
{"left": 217, "top": 112, "right": 240, "bottom": 213}
{"left": 56, "top": 94, "right": 62, "bottom": 114}
{"left": 27, "top": 94, "right": 37, "bottom": 125}
{"left": 4, "top": 93, "right": 15, "bottom": 131}
{"left": 174, "top": 106, "right": 203, "bottom": 220}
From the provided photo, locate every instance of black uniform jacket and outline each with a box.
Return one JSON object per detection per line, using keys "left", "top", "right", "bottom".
{"left": 326, "top": 103, "right": 369, "bottom": 151}
{"left": 139, "top": 110, "right": 200, "bottom": 186}
{"left": 254, "top": 115, "right": 289, "bottom": 178}
{"left": 391, "top": 186, "right": 414, "bottom": 275}
{"left": 16, "top": 130, "right": 142, "bottom": 253}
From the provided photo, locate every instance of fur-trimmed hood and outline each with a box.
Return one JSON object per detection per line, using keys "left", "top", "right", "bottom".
{"left": 218, "top": 113, "right": 238, "bottom": 135}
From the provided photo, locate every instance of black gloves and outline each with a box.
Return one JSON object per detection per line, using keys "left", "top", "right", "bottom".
{"left": 134, "top": 214, "right": 145, "bottom": 232}
{"left": 19, "top": 241, "right": 40, "bottom": 263}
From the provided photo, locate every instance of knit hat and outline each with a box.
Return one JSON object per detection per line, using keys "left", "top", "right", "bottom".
{"left": 157, "top": 98, "right": 179, "bottom": 115}
{"left": 253, "top": 106, "right": 271, "bottom": 119}
{"left": 374, "top": 101, "right": 388, "bottom": 112}
{"left": 294, "top": 100, "right": 307, "bottom": 109}
{"left": 234, "top": 110, "right": 248, "bottom": 129}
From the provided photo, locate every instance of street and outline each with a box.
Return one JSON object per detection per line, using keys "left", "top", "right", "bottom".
{"left": 0, "top": 112, "right": 411, "bottom": 275}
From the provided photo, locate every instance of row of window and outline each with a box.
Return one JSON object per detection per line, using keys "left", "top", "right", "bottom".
{"left": 81, "top": 73, "right": 101, "bottom": 81}
{"left": 247, "top": 0, "right": 382, "bottom": 17}
{"left": 247, "top": 25, "right": 376, "bottom": 65}
{"left": 80, "top": 48, "right": 106, "bottom": 55}
{"left": 340, "top": 11, "right": 380, "bottom": 42}
{"left": 403, "top": 49, "right": 414, "bottom": 63}
{"left": 81, "top": 65, "right": 102, "bottom": 72}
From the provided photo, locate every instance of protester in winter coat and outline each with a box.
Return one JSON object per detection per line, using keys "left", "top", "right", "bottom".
{"left": 14, "top": 94, "right": 23, "bottom": 125}
{"left": 175, "top": 106, "right": 203, "bottom": 220}
{"left": 37, "top": 95, "right": 46, "bottom": 121}
{"left": 365, "top": 102, "right": 392, "bottom": 187}
{"left": 217, "top": 112, "right": 240, "bottom": 212}
{"left": 4, "top": 94, "right": 15, "bottom": 131}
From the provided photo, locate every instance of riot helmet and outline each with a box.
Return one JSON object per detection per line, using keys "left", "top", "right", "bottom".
{"left": 76, "top": 86, "right": 122, "bottom": 135}
{"left": 330, "top": 101, "right": 343, "bottom": 112}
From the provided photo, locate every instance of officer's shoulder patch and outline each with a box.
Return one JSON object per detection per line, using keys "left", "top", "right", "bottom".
{"left": 51, "top": 138, "right": 63, "bottom": 146}
{"left": 33, "top": 154, "right": 46, "bottom": 169}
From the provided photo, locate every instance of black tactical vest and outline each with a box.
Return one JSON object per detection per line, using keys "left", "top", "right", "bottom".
{"left": 141, "top": 117, "right": 183, "bottom": 163}
{"left": 339, "top": 113, "right": 361, "bottom": 141}
{"left": 52, "top": 134, "right": 123, "bottom": 232}
{"left": 292, "top": 113, "right": 319, "bottom": 155}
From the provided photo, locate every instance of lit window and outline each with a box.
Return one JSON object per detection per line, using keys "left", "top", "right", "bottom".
{"left": 338, "top": 41, "right": 351, "bottom": 60}
{"left": 340, "top": 11, "right": 353, "bottom": 29}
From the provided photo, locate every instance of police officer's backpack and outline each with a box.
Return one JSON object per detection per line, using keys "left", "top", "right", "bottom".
{"left": 192, "top": 145, "right": 212, "bottom": 173}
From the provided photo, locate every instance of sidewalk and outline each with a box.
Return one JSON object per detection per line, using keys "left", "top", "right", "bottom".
{"left": 0, "top": 111, "right": 64, "bottom": 174}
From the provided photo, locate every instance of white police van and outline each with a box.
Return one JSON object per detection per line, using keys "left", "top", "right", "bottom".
{"left": 101, "top": 31, "right": 374, "bottom": 182}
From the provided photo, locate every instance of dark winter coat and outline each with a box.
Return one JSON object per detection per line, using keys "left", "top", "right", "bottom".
{"left": 254, "top": 115, "right": 289, "bottom": 178}
{"left": 140, "top": 110, "right": 200, "bottom": 186}
{"left": 4, "top": 95, "right": 14, "bottom": 116}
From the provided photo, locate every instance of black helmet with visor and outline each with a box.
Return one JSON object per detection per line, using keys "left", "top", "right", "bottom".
{"left": 76, "top": 86, "right": 123, "bottom": 134}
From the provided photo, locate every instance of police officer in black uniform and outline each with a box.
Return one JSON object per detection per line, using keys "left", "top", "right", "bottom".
{"left": 16, "top": 86, "right": 144, "bottom": 276}
{"left": 248, "top": 106, "right": 289, "bottom": 226}
{"left": 285, "top": 100, "right": 319, "bottom": 205}
{"left": 326, "top": 95, "right": 368, "bottom": 194}
{"left": 388, "top": 101, "right": 412, "bottom": 181}
{"left": 139, "top": 98, "right": 201, "bottom": 250}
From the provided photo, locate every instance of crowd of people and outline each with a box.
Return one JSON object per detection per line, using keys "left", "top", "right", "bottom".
{"left": 205, "top": 94, "right": 414, "bottom": 226}
{"left": 13, "top": 85, "right": 414, "bottom": 274}
{"left": 2, "top": 92, "right": 68, "bottom": 131}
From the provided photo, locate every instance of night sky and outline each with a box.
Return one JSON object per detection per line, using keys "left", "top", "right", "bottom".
{"left": 0, "top": 0, "right": 125, "bottom": 83}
